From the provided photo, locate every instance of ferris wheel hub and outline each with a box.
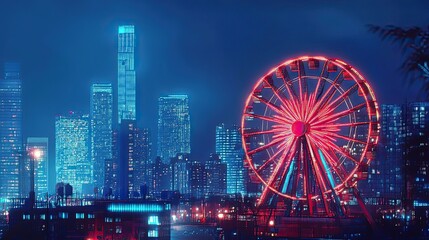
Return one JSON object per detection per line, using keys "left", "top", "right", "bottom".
{"left": 291, "top": 121, "right": 308, "bottom": 136}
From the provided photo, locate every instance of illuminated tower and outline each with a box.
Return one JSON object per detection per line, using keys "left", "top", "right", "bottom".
{"left": 215, "top": 124, "right": 245, "bottom": 195}
{"left": 157, "top": 95, "right": 191, "bottom": 163}
{"left": 26, "top": 137, "right": 49, "bottom": 199}
{"left": 117, "top": 25, "right": 136, "bottom": 123}
{"left": 0, "top": 63, "right": 22, "bottom": 199}
{"left": 55, "top": 112, "right": 91, "bottom": 195}
{"left": 90, "top": 83, "right": 113, "bottom": 189}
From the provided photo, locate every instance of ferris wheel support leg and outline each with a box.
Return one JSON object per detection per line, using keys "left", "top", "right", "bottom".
{"left": 352, "top": 187, "right": 376, "bottom": 231}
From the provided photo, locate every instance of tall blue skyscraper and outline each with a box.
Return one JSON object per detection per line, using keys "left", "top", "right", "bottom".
{"left": 117, "top": 25, "right": 136, "bottom": 123}
{"left": 215, "top": 124, "right": 246, "bottom": 195}
{"left": 26, "top": 137, "right": 49, "bottom": 199}
{"left": 55, "top": 112, "right": 91, "bottom": 195}
{"left": 0, "top": 63, "right": 22, "bottom": 199}
{"left": 90, "top": 83, "right": 113, "bottom": 189}
{"left": 157, "top": 95, "right": 191, "bottom": 163}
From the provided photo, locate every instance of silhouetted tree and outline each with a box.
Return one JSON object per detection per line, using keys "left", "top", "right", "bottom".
{"left": 369, "top": 25, "right": 429, "bottom": 96}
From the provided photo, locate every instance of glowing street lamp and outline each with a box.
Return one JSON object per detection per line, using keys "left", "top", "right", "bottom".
{"left": 29, "top": 148, "right": 43, "bottom": 207}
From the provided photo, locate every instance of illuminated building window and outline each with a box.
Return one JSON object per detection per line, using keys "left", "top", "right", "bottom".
{"left": 87, "top": 213, "right": 95, "bottom": 219}
{"left": 105, "top": 217, "right": 113, "bottom": 222}
{"left": 148, "top": 216, "right": 160, "bottom": 225}
{"left": 148, "top": 229, "right": 158, "bottom": 238}
{"left": 76, "top": 213, "right": 84, "bottom": 219}
{"left": 22, "top": 214, "right": 30, "bottom": 220}
{"left": 59, "top": 212, "right": 68, "bottom": 219}
{"left": 116, "top": 226, "right": 122, "bottom": 233}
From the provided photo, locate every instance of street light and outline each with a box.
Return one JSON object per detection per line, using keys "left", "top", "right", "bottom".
{"left": 29, "top": 148, "right": 42, "bottom": 207}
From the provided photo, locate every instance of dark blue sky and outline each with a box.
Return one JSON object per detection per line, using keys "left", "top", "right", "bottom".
{"left": 0, "top": 0, "right": 428, "bottom": 161}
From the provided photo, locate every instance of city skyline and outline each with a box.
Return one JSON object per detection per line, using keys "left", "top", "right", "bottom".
{"left": 0, "top": 1, "right": 429, "bottom": 239}
{"left": 1, "top": 1, "right": 428, "bottom": 163}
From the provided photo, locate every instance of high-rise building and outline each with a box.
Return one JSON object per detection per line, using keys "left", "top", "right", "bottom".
{"left": 0, "top": 63, "right": 22, "bottom": 199}
{"left": 215, "top": 124, "right": 246, "bottom": 195}
{"left": 157, "top": 95, "right": 191, "bottom": 163}
{"left": 26, "top": 137, "right": 49, "bottom": 199}
{"left": 134, "top": 128, "right": 152, "bottom": 194}
{"left": 104, "top": 130, "right": 119, "bottom": 198}
{"left": 118, "top": 120, "right": 136, "bottom": 199}
{"left": 117, "top": 25, "right": 136, "bottom": 123}
{"left": 117, "top": 121, "right": 151, "bottom": 199}
{"left": 55, "top": 112, "right": 91, "bottom": 195}
{"left": 190, "top": 160, "right": 204, "bottom": 199}
{"left": 90, "top": 83, "right": 113, "bottom": 190}
{"left": 171, "top": 153, "right": 190, "bottom": 196}
{"left": 204, "top": 153, "right": 227, "bottom": 196}
{"left": 404, "top": 102, "right": 429, "bottom": 209}
{"left": 152, "top": 157, "right": 172, "bottom": 196}
{"left": 365, "top": 104, "right": 404, "bottom": 205}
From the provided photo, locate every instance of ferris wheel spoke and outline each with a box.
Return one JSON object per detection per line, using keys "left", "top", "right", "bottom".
{"left": 312, "top": 121, "right": 370, "bottom": 129}
{"left": 297, "top": 60, "right": 307, "bottom": 102}
{"left": 258, "top": 137, "right": 297, "bottom": 205}
{"left": 244, "top": 113, "right": 286, "bottom": 125}
{"left": 314, "top": 142, "right": 347, "bottom": 184}
{"left": 243, "top": 128, "right": 284, "bottom": 138}
{"left": 305, "top": 137, "right": 332, "bottom": 213}
{"left": 307, "top": 70, "right": 344, "bottom": 121}
{"left": 276, "top": 66, "right": 299, "bottom": 100}
{"left": 263, "top": 76, "right": 301, "bottom": 120}
{"left": 325, "top": 84, "right": 359, "bottom": 112}
{"left": 323, "top": 140, "right": 360, "bottom": 165}
{"left": 276, "top": 142, "right": 299, "bottom": 194}
{"left": 247, "top": 137, "right": 285, "bottom": 156}
{"left": 252, "top": 94, "right": 294, "bottom": 121}
{"left": 319, "top": 147, "right": 348, "bottom": 183}
{"left": 255, "top": 147, "right": 284, "bottom": 174}
{"left": 324, "top": 132, "right": 367, "bottom": 145}
{"left": 310, "top": 102, "right": 367, "bottom": 126}
{"left": 313, "top": 60, "right": 329, "bottom": 100}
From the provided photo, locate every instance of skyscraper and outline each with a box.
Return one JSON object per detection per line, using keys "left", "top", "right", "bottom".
{"left": 365, "top": 104, "right": 404, "bottom": 205}
{"left": 204, "top": 153, "right": 227, "bottom": 196}
{"left": 157, "top": 95, "right": 191, "bottom": 163}
{"left": 404, "top": 102, "right": 429, "bottom": 209}
{"left": 0, "top": 63, "right": 22, "bottom": 199}
{"left": 171, "top": 153, "right": 191, "bottom": 196}
{"left": 90, "top": 83, "right": 113, "bottom": 190}
{"left": 117, "top": 121, "right": 151, "bottom": 199}
{"left": 26, "top": 137, "right": 49, "bottom": 199}
{"left": 215, "top": 124, "right": 245, "bottom": 195}
{"left": 190, "top": 160, "right": 204, "bottom": 199}
{"left": 134, "top": 128, "right": 152, "bottom": 194}
{"left": 55, "top": 112, "right": 91, "bottom": 195}
{"left": 118, "top": 120, "right": 136, "bottom": 199}
{"left": 117, "top": 25, "right": 136, "bottom": 123}
{"left": 152, "top": 156, "right": 172, "bottom": 197}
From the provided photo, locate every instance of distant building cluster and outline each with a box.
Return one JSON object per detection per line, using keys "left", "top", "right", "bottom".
{"left": 0, "top": 25, "right": 249, "bottom": 204}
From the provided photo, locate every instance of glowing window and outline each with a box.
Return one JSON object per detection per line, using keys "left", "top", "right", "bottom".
{"left": 148, "top": 229, "right": 158, "bottom": 237}
{"left": 148, "top": 216, "right": 160, "bottom": 225}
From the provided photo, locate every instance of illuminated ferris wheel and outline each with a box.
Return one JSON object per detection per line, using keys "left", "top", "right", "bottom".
{"left": 241, "top": 56, "right": 380, "bottom": 214}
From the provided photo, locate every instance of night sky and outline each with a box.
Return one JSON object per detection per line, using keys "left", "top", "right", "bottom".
{"left": 0, "top": 0, "right": 428, "bottom": 164}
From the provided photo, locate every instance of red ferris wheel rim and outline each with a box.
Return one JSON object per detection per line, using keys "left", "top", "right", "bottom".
{"left": 241, "top": 55, "right": 380, "bottom": 203}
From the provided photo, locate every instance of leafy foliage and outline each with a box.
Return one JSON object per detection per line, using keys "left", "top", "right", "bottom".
{"left": 368, "top": 25, "right": 429, "bottom": 97}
